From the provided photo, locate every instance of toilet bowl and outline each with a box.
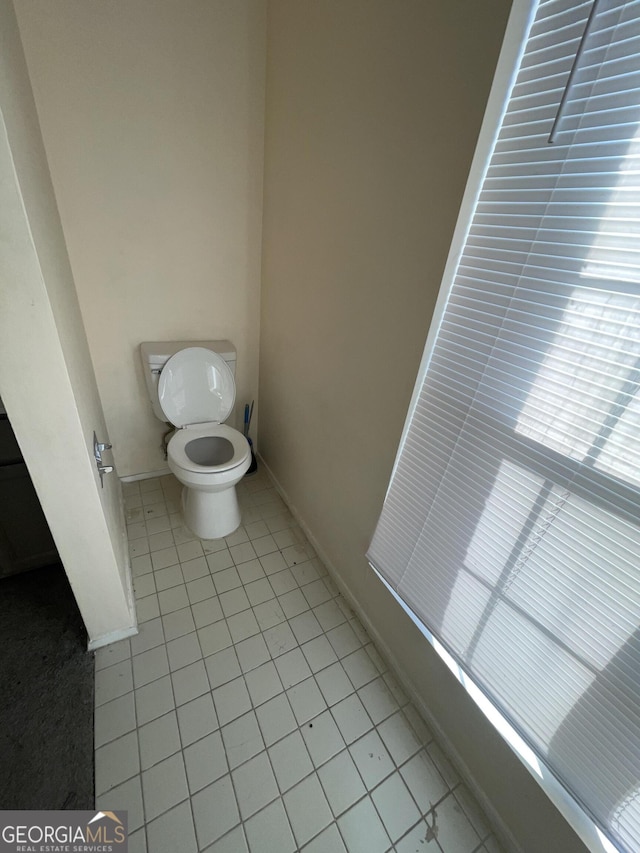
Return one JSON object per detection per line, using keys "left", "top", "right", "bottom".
{"left": 157, "top": 347, "right": 251, "bottom": 539}
{"left": 167, "top": 423, "right": 251, "bottom": 539}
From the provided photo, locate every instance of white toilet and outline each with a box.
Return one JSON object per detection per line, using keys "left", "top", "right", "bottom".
{"left": 140, "top": 341, "right": 251, "bottom": 539}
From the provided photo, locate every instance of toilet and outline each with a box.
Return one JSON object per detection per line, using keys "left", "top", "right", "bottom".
{"left": 140, "top": 341, "right": 251, "bottom": 539}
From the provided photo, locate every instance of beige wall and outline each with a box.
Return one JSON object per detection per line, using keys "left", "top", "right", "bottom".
{"left": 0, "top": 0, "right": 134, "bottom": 646}
{"left": 15, "top": 0, "right": 266, "bottom": 476}
{"left": 260, "top": 1, "right": 587, "bottom": 850}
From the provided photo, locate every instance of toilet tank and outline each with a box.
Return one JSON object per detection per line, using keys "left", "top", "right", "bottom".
{"left": 140, "top": 340, "right": 237, "bottom": 422}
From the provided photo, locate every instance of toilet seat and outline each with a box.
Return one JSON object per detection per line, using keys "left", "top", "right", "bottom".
{"left": 160, "top": 345, "right": 249, "bottom": 474}
{"left": 158, "top": 347, "right": 235, "bottom": 427}
{"left": 168, "top": 423, "right": 250, "bottom": 475}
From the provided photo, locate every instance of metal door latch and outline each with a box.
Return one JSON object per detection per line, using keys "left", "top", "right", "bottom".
{"left": 93, "top": 432, "right": 114, "bottom": 488}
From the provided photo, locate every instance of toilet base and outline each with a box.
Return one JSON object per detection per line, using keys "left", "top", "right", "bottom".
{"left": 181, "top": 484, "right": 242, "bottom": 540}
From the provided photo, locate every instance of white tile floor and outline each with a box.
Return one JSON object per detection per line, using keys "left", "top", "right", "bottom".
{"left": 95, "top": 471, "right": 505, "bottom": 853}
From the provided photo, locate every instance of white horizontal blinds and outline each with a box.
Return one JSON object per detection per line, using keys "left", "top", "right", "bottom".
{"left": 367, "top": 1, "right": 640, "bottom": 851}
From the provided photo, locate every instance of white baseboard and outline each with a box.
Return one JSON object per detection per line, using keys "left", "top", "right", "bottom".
{"left": 88, "top": 623, "right": 138, "bottom": 651}
{"left": 120, "top": 468, "right": 171, "bottom": 482}
{"left": 258, "top": 454, "right": 521, "bottom": 853}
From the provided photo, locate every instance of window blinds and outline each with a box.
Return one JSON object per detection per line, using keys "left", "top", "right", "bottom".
{"left": 366, "top": 2, "right": 640, "bottom": 851}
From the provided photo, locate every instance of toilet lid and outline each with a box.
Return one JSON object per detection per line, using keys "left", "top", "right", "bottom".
{"left": 158, "top": 347, "right": 236, "bottom": 427}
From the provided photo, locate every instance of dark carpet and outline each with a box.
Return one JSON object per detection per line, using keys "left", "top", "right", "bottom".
{"left": 0, "top": 563, "right": 94, "bottom": 809}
